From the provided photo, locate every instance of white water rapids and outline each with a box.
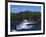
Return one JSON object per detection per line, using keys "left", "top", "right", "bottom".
{"left": 12, "top": 20, "right": 37, "bottom": 32}
{"left": 16, "top": 20, "right": 34, "bottom": 30}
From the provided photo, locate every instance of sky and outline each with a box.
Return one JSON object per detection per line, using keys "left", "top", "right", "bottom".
{"left": 10, "top": 5, "right": 41, "bottom": 13}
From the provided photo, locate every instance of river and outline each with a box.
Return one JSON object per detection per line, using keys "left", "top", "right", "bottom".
{"left": 11, "top": 19, "right": 41, "bottom": 32}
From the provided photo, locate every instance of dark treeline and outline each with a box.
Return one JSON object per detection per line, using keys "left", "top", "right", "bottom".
{"left": 11, "top": 11, "right": 41, "bottom": 22}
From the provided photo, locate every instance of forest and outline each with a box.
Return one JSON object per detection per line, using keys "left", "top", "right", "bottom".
{"left": 11, "top": 11, "right": 41, "bottom": 22}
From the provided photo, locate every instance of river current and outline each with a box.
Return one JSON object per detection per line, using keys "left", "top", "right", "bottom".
{"left": 11, "top": 19, "right": 41, "bottom": 32}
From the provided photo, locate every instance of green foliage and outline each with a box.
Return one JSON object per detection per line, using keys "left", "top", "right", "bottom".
{"left": 11, "top": 11, "right": 41, "bottom": 21}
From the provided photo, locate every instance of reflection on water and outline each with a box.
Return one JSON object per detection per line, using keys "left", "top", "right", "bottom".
{"left": 11, "top": 19, "right": 41, "bottom": 32}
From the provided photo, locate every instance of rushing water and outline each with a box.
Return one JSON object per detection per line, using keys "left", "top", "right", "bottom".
{"left": 11, "top": 19, "right": 41, "bottom": 32}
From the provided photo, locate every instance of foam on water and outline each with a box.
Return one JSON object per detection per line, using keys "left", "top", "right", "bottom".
{"left": 16, "top": 20, "right": 34, "bottom": 30}
{"left": 12, "top": 30, "right": 17, "bottom": 32}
